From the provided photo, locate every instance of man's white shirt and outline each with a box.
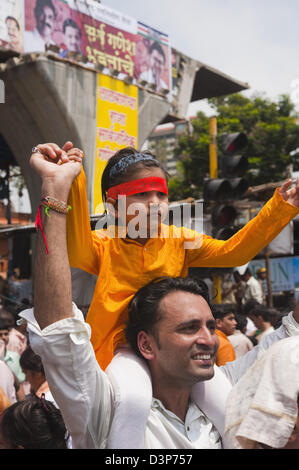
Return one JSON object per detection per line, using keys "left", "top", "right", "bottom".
{"left": 19, "top": 304, "right": 299, "bottom": 449}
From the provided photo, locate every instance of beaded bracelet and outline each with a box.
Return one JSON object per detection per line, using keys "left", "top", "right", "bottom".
{"left": 41, "top": 196, "right": 72, "bottom": 215}
{"left": 35, "top": 197, "right": 72, "bottom": 255}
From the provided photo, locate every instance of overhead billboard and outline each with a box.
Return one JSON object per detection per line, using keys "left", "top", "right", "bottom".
{"left": 0, "top": 0, "right": 172, "bottom": 94}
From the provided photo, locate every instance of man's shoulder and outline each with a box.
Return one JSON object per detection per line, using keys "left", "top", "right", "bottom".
{"left": 248, "top": 276, "right": 260, "bottom": 286}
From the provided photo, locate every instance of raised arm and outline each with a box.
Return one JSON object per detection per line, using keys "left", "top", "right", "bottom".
{"left": 24, "top": 145, "right": 113, "bottom": 448}
{"left": 30, "top": 143, "right": 83, "bottom": 328}
{"left": 66, "top": 166, "right": 101, "bottom": 275}
{"left": 187, "top": 179, "right": 299, "bottom": 268}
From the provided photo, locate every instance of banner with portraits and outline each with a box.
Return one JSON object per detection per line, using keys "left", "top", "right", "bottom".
{"left": 0, "top": 0, "right": 172, "bottom": 94}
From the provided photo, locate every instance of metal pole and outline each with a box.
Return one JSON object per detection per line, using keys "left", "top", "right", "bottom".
{"left": 265, "top": 247, "right": 273, "bottom": 307}
{"left": 209, "top": 116, "right": 218, "bottom": 179}
{"left": 209, "top": 117, "right": 222, "bottom": 303}
{"left": 6, "top": 165, "right": 11, "bottom": 224}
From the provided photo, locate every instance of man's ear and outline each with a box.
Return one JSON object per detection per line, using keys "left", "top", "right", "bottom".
{"left": 215, "top": 318, "right": 222, "bottom": 329}
{"left": 137, "top": 331, "right": 155, "bottom": 361}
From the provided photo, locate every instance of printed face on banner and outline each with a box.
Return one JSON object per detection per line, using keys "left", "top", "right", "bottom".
{"left": 135, "top": 22, "right": 171, "bottom": 93}
{"left": 1, "top": 1, "right": 172, "bottom": 94}
{"left": 0, "top": 0, "right": 24, "bottom": 53}
{"left": 21, "top": 0, "right": 171, "bottom": 94}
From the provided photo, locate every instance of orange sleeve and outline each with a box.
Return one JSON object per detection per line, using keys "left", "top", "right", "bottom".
{"left": 216, "top": 338, "right": 236, "bottom": 366}
{"left": 66, "top": 167, "right": 101, "bottom": 276}
{"left": 186, "top": 188, "right": 299, "bottom": 268}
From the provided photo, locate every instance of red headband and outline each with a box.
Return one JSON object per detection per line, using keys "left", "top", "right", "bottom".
{"left": 107, "top": 177, "right": 168, "bottom": 200}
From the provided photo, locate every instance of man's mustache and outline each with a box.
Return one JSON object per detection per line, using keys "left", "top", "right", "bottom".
{"left": 41, "top": 20, "right": 52, "bottom": 29}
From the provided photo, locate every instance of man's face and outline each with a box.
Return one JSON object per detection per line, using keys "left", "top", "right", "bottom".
{"left": 135, "top": 39, "right": 149, "bottom": 75}
{"left": 216, "top": 313, "right": 237, "bottom": 336}
{"left": 144, "top": 291, "right": 219, "bottom": 388}
{"left": 0, "top": 328, "right": 9, "bottom": 345}
{"left": 37, "top": 6, "right": 55, "bottom": 38}
{"left": 6, "top": 19, "right": 19, "bottom": 44}
{"left": 64, "top": 26, "right": 81, "bottom": 52}
{"left": 248, "top": 314, "right": 263, "bottom": 330}
{"left": 150, "top": 49, "right": 165, "bottom": 82}
{"left": 258, "top": 272, "right": 267, "bottom": 280}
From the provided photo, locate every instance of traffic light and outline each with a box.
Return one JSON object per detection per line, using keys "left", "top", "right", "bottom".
{"left": 221, "top": 132, "right": 249, "bottom": 198}
{"left": 210, "top": 203, "right": 245, "bottom": 240}
{"left": 205, "top": 131, "right": 249, "bottom": 240}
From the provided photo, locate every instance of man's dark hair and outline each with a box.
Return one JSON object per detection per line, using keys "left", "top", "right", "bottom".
{"left": 0, "top": 319, "right": 9, "bottom": 331}
{"left": 243, "top": 268, "right": 252, "bottom": 277}
{"left": 20, "top": 346, "right": 45, "bottom": 375}
{"left": 212, "top": 303, "right": 236, "bottom": 321}
{"left": 34, "top": 0, "right": 56, "bottom": 21}
{"left": 0, "top": 309, "right": 15, "bottom": 328}
{"left": 249, "top": 306, "right": 271, "bottom": 322}
{"left": 0, "top": 396, "right": 68, "bottom": 449}
{"left": 125, "top": 276, "right": 211, "bottom": 359}
{"left": 149, "top": 41, "right": 166, "bottom": 63}
{"left": 5, "top": 16, "right": 20, "bottom": 30}
{"left": 234, "top": 313, "right": 248, "bottom": 331}
{"left": 63, "top": 18, "right": 81, "bottom": 35}
{"left": 243, "top": 299, "right": 260, "bottom": 315}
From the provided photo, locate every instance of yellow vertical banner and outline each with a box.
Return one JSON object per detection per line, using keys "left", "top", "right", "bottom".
{"left": 93, "top": 74, "right": 138, "bottom": 214}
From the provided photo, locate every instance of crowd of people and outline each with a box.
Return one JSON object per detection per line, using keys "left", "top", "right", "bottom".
{"left": 0, "top": 141, "right": 299, "bottom": 450}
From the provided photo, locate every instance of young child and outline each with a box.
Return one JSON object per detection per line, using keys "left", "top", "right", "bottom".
{"left": 42, "top": 144, "right": 299, "bottom": 448}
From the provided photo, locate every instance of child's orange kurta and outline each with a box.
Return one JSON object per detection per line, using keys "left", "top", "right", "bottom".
{"left": 67, "top": 169, "right": 299, "bottom": 370}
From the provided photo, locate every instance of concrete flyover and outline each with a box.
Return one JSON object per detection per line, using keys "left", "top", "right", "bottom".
{"left": 0, "top": 48, "right": 248, "bottom": 305}
{"left": 0, "top": 48, "right": 248, "bottom": 215}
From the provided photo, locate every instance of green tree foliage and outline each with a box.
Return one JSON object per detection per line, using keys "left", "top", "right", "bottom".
{"left": 168, "top": 93, "right": 299, "bottom": 201}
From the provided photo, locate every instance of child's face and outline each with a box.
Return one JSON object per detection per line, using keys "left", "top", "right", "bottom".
{"left": 116, "top": 167, "right": 169, "bottom": 238}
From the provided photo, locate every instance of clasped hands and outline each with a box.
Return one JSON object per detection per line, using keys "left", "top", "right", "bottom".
{"left": 29, "top": 141, "right": 84, "bottom": 195}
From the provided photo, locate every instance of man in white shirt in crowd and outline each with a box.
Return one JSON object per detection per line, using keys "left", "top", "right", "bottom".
{"left": 21, "top": 143, "right": 299, "bottom": 449}
{"left": 242, "top": 268, "right": 263, "bottom": 305}
{"left": 256, "top": 267, "right": 267, "bottom": 304}
{"left": 248, "top": 306, "right": 275, "bottom": 343}
{"left": 228, "top": 313, "right": 253, "bottom": 358}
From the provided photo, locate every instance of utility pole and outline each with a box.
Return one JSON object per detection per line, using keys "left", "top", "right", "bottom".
{"left": 209, "top": 116, "right": 222, "bottom": 304}
{"left": 265, "top": 247, "right": 273, "bottom": 307}
{"left": 209, "top": 116, "right": 218, "bottom": 179}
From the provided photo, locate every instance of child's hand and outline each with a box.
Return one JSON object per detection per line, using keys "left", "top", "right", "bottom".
{"left": 30, "top": 142, "right": 84, "bottom": 199}
{"left": 279, "top": 178, "right": 299, "bottom": 207}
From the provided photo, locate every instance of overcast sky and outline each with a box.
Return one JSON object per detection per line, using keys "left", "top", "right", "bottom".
{"left": 104, "top": 0, "right": 299, "bottom": 115}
